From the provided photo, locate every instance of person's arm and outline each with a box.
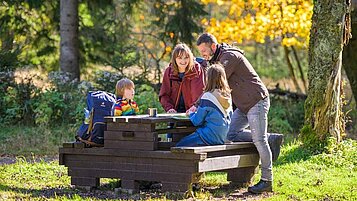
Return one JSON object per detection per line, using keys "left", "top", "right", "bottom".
{"left": 159, "top": 67, "right": 175, "bottom": 112}
{"left": 189, "top": 105, "right": 208, "bottom": 127}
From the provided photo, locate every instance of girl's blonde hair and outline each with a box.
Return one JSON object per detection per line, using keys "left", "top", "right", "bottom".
{"left": 204, "top": 64, "right": 231, "bottom": 97}
{"left": 115, "top": 78, "right": 135, "bottom": 97}
{"left": 170, "top": 43, "right": 195, "bottom": 73}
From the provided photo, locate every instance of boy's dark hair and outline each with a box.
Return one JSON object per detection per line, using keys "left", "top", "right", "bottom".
{"left": 197, "top": 33, "right": 218, "bottom": 46}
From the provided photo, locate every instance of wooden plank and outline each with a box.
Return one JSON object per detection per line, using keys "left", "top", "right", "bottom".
{"left": 68, "top": 168, "right": 194, "bottom": 183}
{"left": 156, "top": 126, "right": 196, "bottom": 134}
{"left": 73, "top": 142, "right": 85, "bottom": 148}
{"left": 104, "top": 130, "right": 157, "bottom": 141}
{"left": 226, "top": 166, "right": 257, "bottom": 184}
{"left": 63, "top": 154, "right": 200, "bottom": 166}
{"left": 105, "top": 113, "right": 192, "bottom": 124}
{"left": 59, "top": 153, "right": 64, "bottom": 165}
{"left": 62, "top": 142, "right": 74, "bottom": 148}
{"left": 71, "top": 177, "right": 99, "bottom": 187}
{"left": 198, "top": 154, "right": 259, "bottom": 172}
{"left": 64, "top": 160, "right": 198, "bottom": 173}
{"left": 170, "top": 142, "right": 255, "bottom": 154}
{"left": 104, "top": 140, "right": 158, "bottom": 150}
{"left": 59, "top": 147, "right": 206, "bottom": 160}
{"left": 207, "top": 147, "right": 258, "bottom": 157}
{"left": 121, "top": 179, "right": 139, "bottom": 190}
{"left": 157, "top": 141, "right": 176, "bottom": 150}
{"left": 106, "top": 122, "right": 155, "bottom": 132}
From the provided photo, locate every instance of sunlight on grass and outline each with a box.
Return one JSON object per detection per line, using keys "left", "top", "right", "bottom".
{"left": 0, "top": 140, "right": 356, "bottom": 200}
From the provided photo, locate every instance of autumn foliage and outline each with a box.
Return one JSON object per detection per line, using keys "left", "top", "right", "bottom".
{"left": 201, "top": 0, "right": 313, "bottom": 48}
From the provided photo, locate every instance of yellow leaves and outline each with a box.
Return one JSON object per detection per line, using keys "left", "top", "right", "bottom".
{"left": 165, "top": 46, "right": 172, "bottom": 53}
{"left": 201, "top": 0, "right": 313, "bottom": 48}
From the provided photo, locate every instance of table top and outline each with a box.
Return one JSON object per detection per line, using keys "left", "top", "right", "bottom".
{"left": 105, "top": 113, "right": 191, "bottom": 123}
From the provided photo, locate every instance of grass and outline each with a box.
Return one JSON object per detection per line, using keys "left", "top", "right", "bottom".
{"left": 0, "top": 125, "right": 356, "bottom": 200}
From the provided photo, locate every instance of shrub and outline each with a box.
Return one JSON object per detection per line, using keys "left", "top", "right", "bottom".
{"left": 0, "top": 71, "right": 39, "bottom": 125}
{"left": 268, "top": 95, "right": 305, "bottom": 137}
{"left": 135, "top": 84, "right": 164, "bottom": 114}
{"left": 92, "top": 71, "right": 122, "bottom": 92}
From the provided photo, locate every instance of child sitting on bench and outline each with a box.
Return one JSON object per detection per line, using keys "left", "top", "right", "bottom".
{"left": 176, "top": 64, "right": 233, "bottom": 146}
{"left": 112, "top": 78, "right": 139, "bottom": 116}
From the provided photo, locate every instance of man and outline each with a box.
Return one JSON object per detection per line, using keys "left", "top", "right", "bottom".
{"left": 196, "top": 33, "right": 283, "bottom": 194}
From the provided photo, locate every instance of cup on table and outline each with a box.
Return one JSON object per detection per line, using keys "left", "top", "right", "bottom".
{"left": 148, "top": 108, "right": 157, "bottom": 117}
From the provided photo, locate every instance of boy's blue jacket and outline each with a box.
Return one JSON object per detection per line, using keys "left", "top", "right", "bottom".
{"left": 189, "top": 90, "right": 233, "bottom": 145}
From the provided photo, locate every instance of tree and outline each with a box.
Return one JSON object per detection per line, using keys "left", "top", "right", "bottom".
{"left": 0, "top": 1, "right": 59, "bottom": 71}
{"left": 152, "top": 0, "right": 207, "bottom": 47}
{"left": 60, "top": 0, "right": 79, "bottom": 81}
{"left": 303, "top": 0, "right": 351, "bottom": 148}
{"left": 343, "top": 9, "right": 357, "bottom": 108}
{"left": 201, "top": 0, "right": 312, "bottom": 92}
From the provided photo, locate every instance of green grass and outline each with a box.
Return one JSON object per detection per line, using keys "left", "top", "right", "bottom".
{"left": 0, "top": 125, "right": 75, "bottom": 156}
{"left": 1, "top": 125, "right": 356, "bottom": 200}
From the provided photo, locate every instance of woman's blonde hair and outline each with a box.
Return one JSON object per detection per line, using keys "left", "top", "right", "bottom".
{"left": 115, "top": 78, "right": 135, "bottom": 97}
{"left": 170, "top": 43, "right": 195, "bottom": 73}
{"left": 204, "top": 64, "right": 231, "bottom": 97}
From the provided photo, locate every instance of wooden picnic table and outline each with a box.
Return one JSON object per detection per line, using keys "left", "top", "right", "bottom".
{"left": 59, "top": 113, "right": 260, "bottom": 192}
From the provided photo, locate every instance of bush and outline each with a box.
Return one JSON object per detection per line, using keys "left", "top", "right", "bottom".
{"left": 0, "top": 71, "right": 39, "bottom": 125}
{"left": 31, "top": 72, "right": 92, "bottom": 126}
{"left": 135, "top": 84, "right": 164, "bottom": 114}
{"left": 92, "top": 71, "right": 122, "bottom": 92}
{"left": 268, "top": 95, "right": 305, "bottom": 137}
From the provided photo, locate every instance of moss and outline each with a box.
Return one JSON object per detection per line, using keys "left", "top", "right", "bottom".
{"left": 299, "top": 125, "right": 329, "bottom": 153}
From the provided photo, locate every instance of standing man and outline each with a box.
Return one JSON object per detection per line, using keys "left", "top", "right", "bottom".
{"left": 196, "top": 33, "right": 283, "bottom": 194}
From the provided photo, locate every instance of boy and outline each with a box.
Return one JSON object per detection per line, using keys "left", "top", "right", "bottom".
{"left": 112, "top": 78, "right": 139, "bottom": 116}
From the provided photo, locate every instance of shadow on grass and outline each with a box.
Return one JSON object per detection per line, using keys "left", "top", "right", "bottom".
{"left": 0, "top": 181, "right": 188, "bottom": 200}
{"left": 0, "top": 183, "right": 119, "bottom": 200}
{"left": 198, "top": 182, "right": 274, "bottom": 200}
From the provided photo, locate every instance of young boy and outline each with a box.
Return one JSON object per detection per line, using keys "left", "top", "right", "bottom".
{"left": 111, "top": 78, "right": 139, "bottom": 116}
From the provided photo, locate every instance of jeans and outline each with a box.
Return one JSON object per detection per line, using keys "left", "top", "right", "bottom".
{"left": 227, "top": 97, "right": 272, "bottom": 181}
{"left": 176, "top": 132, "right": 207, "bottom": 147}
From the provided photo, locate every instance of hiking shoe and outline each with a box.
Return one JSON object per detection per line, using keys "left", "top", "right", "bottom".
{"left": 248, "top": 180, "right": 272, "bottom": 194}
{"left": 268, "top": 133, "right": 284, "bottom": 162}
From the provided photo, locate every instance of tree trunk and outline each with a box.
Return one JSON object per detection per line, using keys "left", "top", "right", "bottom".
{"left": 284, "top": 46, "right": 302, "bottom": 93}
{"left": 60, "top": 0, "right": 79, "bottom": 81}
{"left": 343, "top": 9, "right": 357, "bottom": 107}
{"left": 291, "top": 46, "right": 307, "bottom": 93}
{"left": 304, "top": 0, "right": 351, "bottom": 145}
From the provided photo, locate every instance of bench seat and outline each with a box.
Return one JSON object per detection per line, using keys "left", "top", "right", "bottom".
{"left": 59, "top": 142, "right": 259, "bottom": 192}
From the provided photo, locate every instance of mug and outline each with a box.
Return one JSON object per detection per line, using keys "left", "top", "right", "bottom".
{"left": 148, "top": 108, "right": 157, "bottom": 117}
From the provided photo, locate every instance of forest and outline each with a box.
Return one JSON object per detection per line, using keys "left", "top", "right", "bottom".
{"left": 0, "top": 0, "right": 356, "bottom": 200}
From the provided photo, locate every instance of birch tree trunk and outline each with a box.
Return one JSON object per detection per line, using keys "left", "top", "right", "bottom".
{"left": 304, "top": 0, "right": 351, "bottom": 145}
{"left": 60, "top": 0, "right": 79, "bottom": 81}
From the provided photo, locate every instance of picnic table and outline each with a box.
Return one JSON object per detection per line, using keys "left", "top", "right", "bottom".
{"left": 59, "top": 113, "right": 259, "bottom": 192}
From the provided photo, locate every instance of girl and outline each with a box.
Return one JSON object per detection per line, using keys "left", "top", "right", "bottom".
{"left": 176, "top": 64, "right": 233, "bottom": 146}
{"left": 159, "top": 43, "right": 205, "bottom": 114}
{"left": 112, "top": 78, "right": 139, "bottom": 116}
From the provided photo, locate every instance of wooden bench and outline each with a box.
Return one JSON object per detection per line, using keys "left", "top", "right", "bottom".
{"left": 59, "top": 114, "right": 259, "bottom": 192}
